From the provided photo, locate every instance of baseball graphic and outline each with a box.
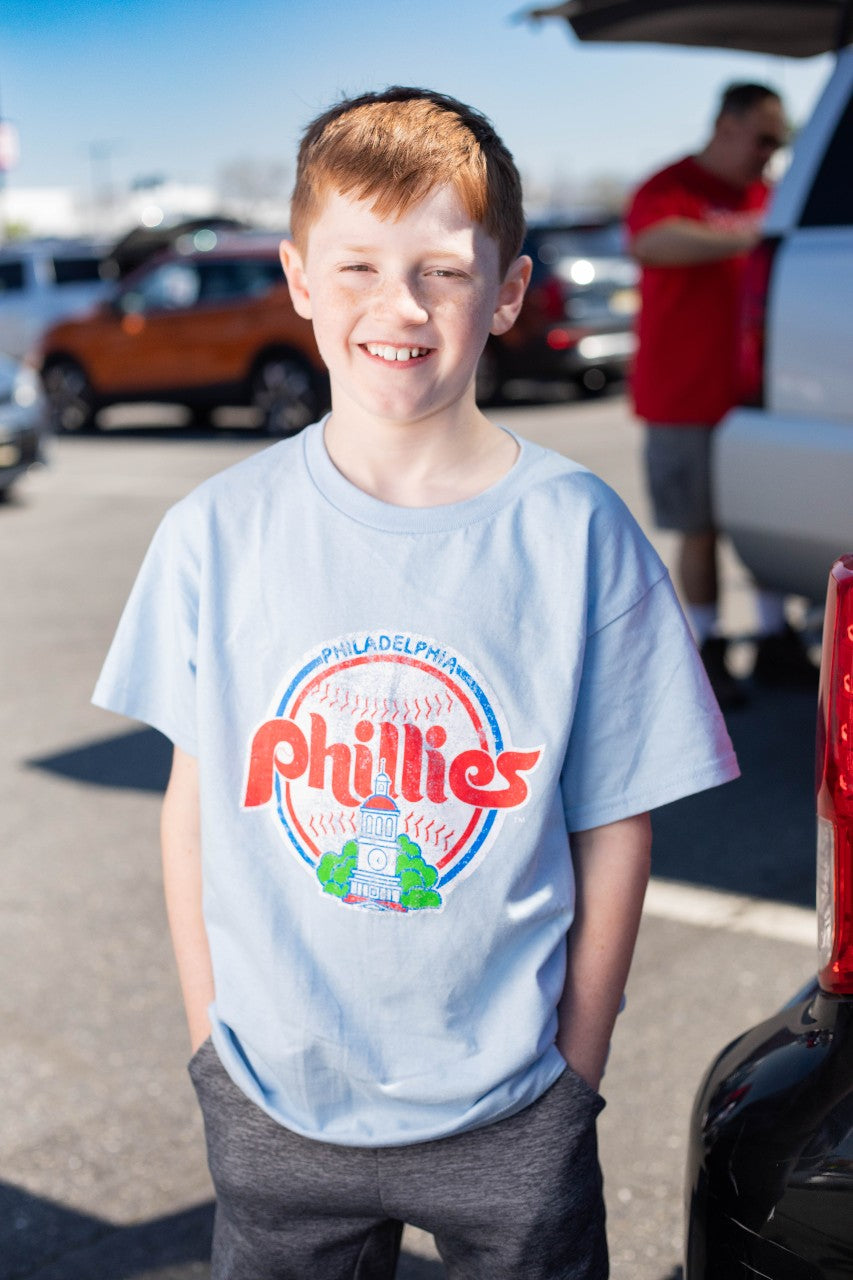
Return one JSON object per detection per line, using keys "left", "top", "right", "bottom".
{"left": 243, "top": 630, "right": 542, "bottom": 912}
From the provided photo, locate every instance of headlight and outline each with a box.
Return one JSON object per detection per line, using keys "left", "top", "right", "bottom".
{"left": 13, "top": 364, "right": 41, "bottom": 408}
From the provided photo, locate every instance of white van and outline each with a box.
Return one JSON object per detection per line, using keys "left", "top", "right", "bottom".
{"left": 0, "top": 240, "right": 111, "bottom": 360}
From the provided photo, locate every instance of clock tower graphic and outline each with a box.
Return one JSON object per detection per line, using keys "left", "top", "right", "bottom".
{"left": 349, "top": 760, "right": 403, "bottom": 905}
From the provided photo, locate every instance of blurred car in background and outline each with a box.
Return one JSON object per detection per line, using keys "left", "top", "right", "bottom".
{"left": 0, "top": 353, "right": 48, "bottom": 497}
{"left": 685, "top": 554, "right": 853, "bottom": 1279}
{"left": 38, "top": 231, "right": 328, "bottom": 436}
{"left": 477, "top": 216, "right": 638, "bottom": 402}
{"left": 103, "top": 214, "right": 250, "bottom": 279}
{"left": 0, "top": 239, "right": 111, "bottom": 360}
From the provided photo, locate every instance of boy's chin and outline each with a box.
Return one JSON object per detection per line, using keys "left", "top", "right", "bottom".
{"left": 330, "top": 379, "right": 480, "bottom": 429}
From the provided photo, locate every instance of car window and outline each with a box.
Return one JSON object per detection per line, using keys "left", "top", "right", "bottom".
{"left": 52, "top": 256, "right": 104, "bottom": 285}
{"left": 529, "top": 224, "right": 628, "bottom": 264}
{"left": 121, "top": 262, "right": 201, "bottom": 313}
{"left": 0, "top": 261, "right": 25, "bottom": 293}
{"left": 799, "top": 92, "right": 853, "bottom": 227}
{"left": 196, "top": 258, "right": 282, "bottom": 303}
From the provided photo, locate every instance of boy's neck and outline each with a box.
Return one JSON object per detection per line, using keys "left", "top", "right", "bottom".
{"left": 322, "top": 403, "right": 519, "bottom": 508}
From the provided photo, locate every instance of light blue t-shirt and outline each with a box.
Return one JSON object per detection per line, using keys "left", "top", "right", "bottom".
{"left": 93, "top": 420, "right": 738, "bottom": 1146}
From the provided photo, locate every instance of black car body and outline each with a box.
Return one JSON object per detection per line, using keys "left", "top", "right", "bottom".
{"left": 686, "top": 984, "right": 853, "bottom": 1276}
{"left": 478, "top": 217, "right": 638, "bottom": 400}
{"left": 686, "top": 556, "right": 853, "bottom": 1278}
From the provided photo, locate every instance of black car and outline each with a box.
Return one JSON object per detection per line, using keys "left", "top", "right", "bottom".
{"left": 477, "top": 217, "right": 638, "bottom": 401}
{"left": 685, "top": 555, "right": 853, "bottom": 1278}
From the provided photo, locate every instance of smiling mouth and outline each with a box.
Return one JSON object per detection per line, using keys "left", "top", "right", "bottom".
{"left": 361, "top": 343, "right": 432, "bottom": 363}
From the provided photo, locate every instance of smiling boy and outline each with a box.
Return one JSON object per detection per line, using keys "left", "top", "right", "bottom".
{"left": 94, "top": 88, "right": 739, "bottom": 1279}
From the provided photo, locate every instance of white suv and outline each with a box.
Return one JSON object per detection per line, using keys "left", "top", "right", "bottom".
{"left": 713, "top": 47, "right": 853, "bottom": 602}
{"left": 0, "top": 240, "right": 111, "bottom": 360}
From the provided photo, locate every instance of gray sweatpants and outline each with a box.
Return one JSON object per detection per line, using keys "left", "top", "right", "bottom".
{"left": 189, "top": 1038, "right": 608, "bottom": 1280}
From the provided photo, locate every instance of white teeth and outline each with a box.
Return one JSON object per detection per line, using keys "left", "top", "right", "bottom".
{"left": 365, "top": 343, "right": 427, "bottom": 362}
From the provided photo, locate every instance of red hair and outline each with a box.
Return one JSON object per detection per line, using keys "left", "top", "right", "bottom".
{"left": 290, "top": 87, "right": 525, "bottom": 276}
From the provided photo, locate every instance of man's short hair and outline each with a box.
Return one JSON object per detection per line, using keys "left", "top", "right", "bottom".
{"left": 290, "top": 87, "right": 525, "bottom": 275}
{"left": 718, "top": 82, "right": 782, "bottom": 119}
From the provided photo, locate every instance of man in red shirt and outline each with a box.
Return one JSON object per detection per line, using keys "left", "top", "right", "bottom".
{"left": 627, "top": 82, "right": 814, "bottom": 706}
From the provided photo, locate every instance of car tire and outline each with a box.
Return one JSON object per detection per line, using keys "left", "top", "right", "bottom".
{"left": 250, "top": 354, "right": 321, "bottom": 437}
{"left": 475, "top": 345, "right": 504, "bottom": 406}
{"left": 185, "top": 405, "right": 211, "bottom": 429}
{"left": 42, "top": 359, "right": 97, "bottom": 433}
{"left": 577, "top": 367, "right": 608, "bottom": 397}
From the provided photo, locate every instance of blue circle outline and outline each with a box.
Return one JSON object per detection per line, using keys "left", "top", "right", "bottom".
{"left": 271, "top": 636, "right": 505, "bottom": 886}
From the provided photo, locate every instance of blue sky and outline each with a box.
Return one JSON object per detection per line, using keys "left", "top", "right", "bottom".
{"left": 0, "top": 0, "right": 832, "bottom": 200}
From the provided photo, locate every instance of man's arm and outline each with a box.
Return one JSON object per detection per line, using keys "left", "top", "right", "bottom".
{"left": 557, "top": 812, "right": 652, "bottom": 1092}
{"left": 161, "top": 744, "right": 214, "bottom": 1052}
{"left": 632, "top": 215, "right": 762, "bottom": 266}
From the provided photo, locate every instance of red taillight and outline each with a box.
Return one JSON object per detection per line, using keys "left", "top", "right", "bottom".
{"left": 816, "top": 553, "right": 853, "bottom": 994}
{"left": 737, "top": 238, "right": 778, "bottom": 408}
{"left": 546, "top": 327, "right": 582, "bottom": 351}
{"left": 529, "top": 276, "right": 566, "bottom": 322}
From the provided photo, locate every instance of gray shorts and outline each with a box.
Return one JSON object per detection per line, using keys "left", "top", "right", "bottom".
{"left": 189, "top": 1038, "right": 607, "bottom": 1280}
{"left": 644, "top": 424, "right": 716, "bottom": 533}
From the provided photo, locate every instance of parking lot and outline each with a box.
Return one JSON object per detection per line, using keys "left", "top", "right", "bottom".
{"left": 0, "top": 393, "right": 819, "bottom": 1279}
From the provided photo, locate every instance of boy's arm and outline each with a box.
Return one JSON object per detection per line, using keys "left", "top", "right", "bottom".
{"left": 161, "top": 744, "right": 214, "bottom": 1053}
{"left": 557, "top": 812, "right": 652, "bottom": 1092}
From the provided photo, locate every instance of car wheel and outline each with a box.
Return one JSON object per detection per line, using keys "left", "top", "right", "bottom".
{"left": 250, "top": 355, "right": 320, "bottom": 437}
{"left": 185, "top": 405, "right": 210, "bottom": 428}
{"left": 42, "top": 359, "right": 97, "bottom": 433}
{"left": 475, "top": 345, "right": 504, "bottom": 405}
{"left": 578, "top": 367, "right": 608, "bottom": 397}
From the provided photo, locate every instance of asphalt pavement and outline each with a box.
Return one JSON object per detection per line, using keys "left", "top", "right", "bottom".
{"left": 0, "top": 394, "right": 818, "bottom": 1279}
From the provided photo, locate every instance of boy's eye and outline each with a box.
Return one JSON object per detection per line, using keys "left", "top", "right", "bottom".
{"left": 428, "top": 269, "right": 465, "bottom": 279}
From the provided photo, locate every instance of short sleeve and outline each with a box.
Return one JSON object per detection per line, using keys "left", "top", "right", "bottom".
{"left": 92, "top": 502, "right": 200, "bottom": 756}
{"left": 561, "top": 573, "right": 739, "bottom": 832}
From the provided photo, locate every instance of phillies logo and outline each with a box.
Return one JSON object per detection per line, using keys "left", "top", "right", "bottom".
{"left": 243, "top": 630, "right": 542, "bottom": 913}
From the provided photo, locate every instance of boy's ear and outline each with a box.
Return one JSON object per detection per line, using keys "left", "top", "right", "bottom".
{"left": 279, "top": 240, "right": 312, "bottom": 320}
{"left": 490, "top": 255, "right": 533, "bottom": 337}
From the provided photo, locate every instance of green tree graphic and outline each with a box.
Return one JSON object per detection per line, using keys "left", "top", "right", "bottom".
{"left": 316, "top": 840, "right": 358, "bottom": 898}
{"left": 396, "top": 834, "right": 442, "bottom": 910}
{"left": 315, "top": 833, "right": 442, "bottom": 910}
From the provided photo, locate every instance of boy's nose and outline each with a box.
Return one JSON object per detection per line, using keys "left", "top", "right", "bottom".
{"left": 375, "top": 276, "right": 429, "bottom": 324}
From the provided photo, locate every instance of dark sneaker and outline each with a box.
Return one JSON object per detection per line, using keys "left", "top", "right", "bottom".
{"left": 700, "top": 636, "right": 748, "bottom": 710}
{"left": 753, "top": 624, "right": 819, "bottom": 688}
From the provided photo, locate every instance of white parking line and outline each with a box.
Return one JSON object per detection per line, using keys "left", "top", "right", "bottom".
{"left": 644, "top": 877, "right": 815, "bottom": 948}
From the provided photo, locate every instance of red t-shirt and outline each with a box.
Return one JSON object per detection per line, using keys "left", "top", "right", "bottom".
{"left": 625, "top": 156, "right": 769, "bottom": 426}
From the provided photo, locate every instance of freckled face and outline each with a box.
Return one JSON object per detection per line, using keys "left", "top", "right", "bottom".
{"left": 281, "top": 186, "right": 527, "bottom": 428}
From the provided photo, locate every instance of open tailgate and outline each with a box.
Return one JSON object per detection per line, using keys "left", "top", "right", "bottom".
{"left": 524, "top": 0, "right": 853, "bottom": 57}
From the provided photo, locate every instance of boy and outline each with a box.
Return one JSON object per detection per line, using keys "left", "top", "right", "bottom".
{"left": 94, "top": 88, "right": 739, "bottom": 1279}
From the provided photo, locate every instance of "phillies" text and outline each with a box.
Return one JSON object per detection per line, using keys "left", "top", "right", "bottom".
{"left": 244, "top": 713, "right": 541, "bottom": 811}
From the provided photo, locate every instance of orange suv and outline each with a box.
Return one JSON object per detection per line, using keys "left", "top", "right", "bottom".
{"left": 39, "top": 231, "right": 329, "bottom": 435}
